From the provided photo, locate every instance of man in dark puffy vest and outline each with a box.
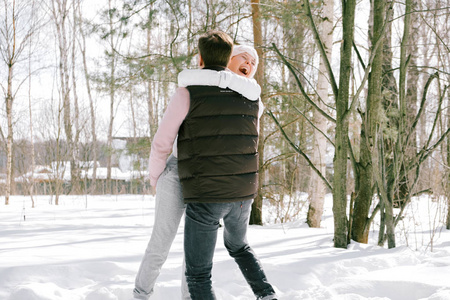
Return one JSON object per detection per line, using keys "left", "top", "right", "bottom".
{"left": 179, "top": 30, "right": 277, "bottom": 300}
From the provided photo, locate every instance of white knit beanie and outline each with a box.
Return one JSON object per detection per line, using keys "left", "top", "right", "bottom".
{"left": 231, "top": 45, "right": 259, "bottom": 78}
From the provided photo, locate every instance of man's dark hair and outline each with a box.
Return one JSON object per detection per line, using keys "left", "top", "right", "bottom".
{"left": 198, "top": 30, "right": 233, "bottom": 67}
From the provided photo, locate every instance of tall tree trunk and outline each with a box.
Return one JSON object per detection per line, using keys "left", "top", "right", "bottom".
{"left": 381, "top": 0, "right": 415, "bottom": 249}
{"left": 3, "top": 0, "right": 39, "bottom": 204}
{"left": 332, "top": 0, "right": 356, "bottom": 248}
{"left": 376, "top": 0, "right": 415, "bottom": 249}
{"left": 4, "top": 0, "right": 20, "bottom": 205}
{"left": 352, "top": 0, "right": 386, "bottom": 243}
{"left": 397, "top": 0, "right": 420, "bottom": 202}
{"left": 77, "top": 3, "right": 97, "bottom": 193}
{"left": 447, "top": 92, "right": 450, "bottom": 229}
{"left": 307, "top": 0, "right": 333, "bottom": 228}
{"left": 28, "top": 16, "right": 36, "bottom": 208}
{"left": 146, "top": 7, "right": 156, "bottom": 139}
{"left": 5, "top": 56, "right": 14, "bottom": 205}
{"left": 106, "top": 0, "right": 116, "bottom": 194}
{"left": 405, "top": 0, "right": 419, "bottom": 151}
{"left": 71, "top": 0, "right": 81, "bottom": 193}
{"left": 51, "top": 0, "right": 73, "bottom": 201}
{"left": 249, "top": 0, "right": 265, "bottom": 225}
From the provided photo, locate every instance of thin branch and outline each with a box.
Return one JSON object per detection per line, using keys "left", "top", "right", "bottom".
{"left": 120, "top": 0, "right": 157, "bottom": 22}
{"left": 267, "top": 110, "right": 332, "bottom": 191}
{"left": 414, "top": 66, "right": 450, "bottom": 76}
{"left": 263, "top": 115, "right": 300, "bottom": 145}
{"left": 421, "top": 126, "right": 450, "bottom": 162}
{"left": 405, "top": 72, "right": 439, "bottom": 147}
{"left": 367, "top": 202, "right": 381, "bottom": 225}
{"left": 424, "top": 85, "right": 447, "bottom": 149}
{"left": 420, "top": 13, "right": 450, "bottom": 53}
{"left": 290, "top": 104, "right": 335, "bottom": 146}
{"left": 353, "top": 41, "right": 366, "bottom": 69}
{"left": 288, "top": 62, "right": 336, "bottom": 111}
{"left": 272, "top": 43, "right": 335, "bottom": 123}
{"left": 262, "top": 152, "right": 297, "bottom": 170}
{"left": 164, "top": 0, "right": 182, "bottom": 72}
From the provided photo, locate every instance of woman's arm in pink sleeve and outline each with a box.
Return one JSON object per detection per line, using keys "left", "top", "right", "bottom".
{"left": 148, "top": 87, "right": 190, "bottom": 186}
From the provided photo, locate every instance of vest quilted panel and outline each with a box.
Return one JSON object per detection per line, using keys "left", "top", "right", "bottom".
{"left": 178, "top": 85, "right": 259, "bottom": 203}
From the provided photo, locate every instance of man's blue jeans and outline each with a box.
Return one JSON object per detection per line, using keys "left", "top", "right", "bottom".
{"left": 184, "top": 200, "right": 276, "bottom": 300}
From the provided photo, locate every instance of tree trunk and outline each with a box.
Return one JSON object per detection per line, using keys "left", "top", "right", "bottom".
{"left": 352, "top": 120, "right": 372, "bottom": 243}
{"left": 78, "top": 3, "right": 98, "bottom": 193}
{"left": 380, "top": 0, "right": 415, "bottom": 249}
{"left": 376, "top": 0, "right": 415, "bottom": 249}
{"left": 28, "top": 21, "right": 36, "bottom": 208}
{"left": 447, "top": 88, "right": 450, "bottom": 230}
{"left": 307, "top": 0, "right": 333, "bottom": 228}
{"left": 51, "top": 0, "right": 72, "bottom": 200}
{"left": 3, "top": 0, "right": 39, "bottom": 204}
{"left": 396, "top": 0, "right": 420, "bottom": 202}
{"left": 447, "top": 116, "right": 450, "bottom": 230}
{"left": 106, "top": 0, "right": 117, "bottom": 194}
{"left": 5, "top": 57, "right": 14, "bottom": 205}
{"left": 332, "top": 0, "right": 356, "bottom": 248}
{"left": 71, "top": 0, "right": 81, "bottom": 194}
{"left": 352, "top": 0, "right": 386, "bottom": 243}
{"left": 4, "top": 0, "right": 21, "bottom": 205}
{"left": 249, "top": 0, "right": 265, "bottom": 225}
{"left": 146, "top": 9, "right": 156, "bottom": 139}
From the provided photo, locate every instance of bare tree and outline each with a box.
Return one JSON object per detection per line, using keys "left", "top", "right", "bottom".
{"left": 70, "top": 0, "right": 81, "bottom": 193}
{"left": 48, "top": 0, "right": 80, "bottom": 197}
{"left": 0, "top": 0, "right": 40, "bottom": 204}
{"left": 329, "top": 0, "right": 356, "bottom": 248}
{"left": 273, "top": 0, "right": 365, "bottom": 248}
{"left": 76, "top": 0, "right": 97, "bottom": 193}
{"left": 249, "top": 0, "right": 265, "bottom": 225}
{"left": 307, "top": 0, "right": 334, "bottom": 228}
{"left": 351, "top": 0, "right": 391, "bottom": 244}
{"left": 447, "top": 98, "right": 450, "bottom": 229}
{"left": 27, "top": 0, "right": 40, "bottom": 207}
{"left": 302, "top": 0, "right": 356, "bottom": 248}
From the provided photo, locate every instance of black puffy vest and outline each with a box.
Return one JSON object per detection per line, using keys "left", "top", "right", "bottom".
{"left": 177, "top": 85, "right": 259, "bottom": 203}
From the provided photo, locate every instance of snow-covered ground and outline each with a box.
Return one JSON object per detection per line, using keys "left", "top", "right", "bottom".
{"left": 1, "top": 194, "right": 450, "bottom": 300}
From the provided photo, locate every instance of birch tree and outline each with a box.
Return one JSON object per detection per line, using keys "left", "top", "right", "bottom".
{"left": 307, "top": 0, "right": 334, "bottom": 228}
{"left": 105, "top": 0, "right": 118, "bottom": 193}
{"left": 27, "top": 0, "right": 39, "bottom": 207}
{"left": 0, "top": 0, "right": 39, "bottom": 204}
{"left": 447, "top": 102, "right": 450, "bottom": 229}
{"left": 76, "top": 1, "right": 98, "bottom": 192}
{"left": 49, "top": 0, "right": 80, "bottom": 197}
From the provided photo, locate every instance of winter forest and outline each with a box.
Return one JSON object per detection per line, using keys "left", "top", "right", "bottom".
{"left": 2, "top": 0, "right": 450, "bottom": 299}
{"left": 1, "top": 0, "right": 450, "bottom": 249}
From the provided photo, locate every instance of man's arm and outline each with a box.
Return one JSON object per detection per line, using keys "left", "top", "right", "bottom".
{"left": 148, "top": 87, "right": 189, "bottom": 186}
{"left": 178, "top": 69, "right": 261, "bottom": 100}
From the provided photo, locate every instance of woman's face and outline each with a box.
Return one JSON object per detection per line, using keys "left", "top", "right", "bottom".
{"left": 227, "top": 53, "right": 256, "bottom": 78}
